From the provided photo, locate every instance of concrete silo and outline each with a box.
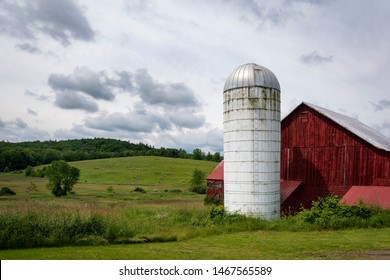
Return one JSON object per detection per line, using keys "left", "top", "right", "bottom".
{"left": 223, "top": 63, "right": 281, "bottom": 220}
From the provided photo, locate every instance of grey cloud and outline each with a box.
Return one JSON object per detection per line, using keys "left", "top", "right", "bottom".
{"left": 300, "top": 51, "right": 333, "bottom": 65}
{"left": 24, "top": 90, "right": 37, "bottom": 97}
{"left": 370, "top": 100, "right": 390, "bottom": 111}
{"left": 15, "top": 118, "right": 27, "bottom": 128}
{"left": 85, "top": 109, "right": 170, "bottom": 133}
{"left": 48, "top": 67, "right": 202, "bottom": 110}
{"left": 55, "top": 91, "right": 98, "bottom": 112}
{"left": 0, "top": 117, "right": 28, "bottom": 129}
{"left": 0, "top": 0, "right": 95, "bottom": 46}
{"left": 169, "top": 110, "right": 205, "bottom": 129}
{"left": 380, "top": 121, "right": 390, "bottom": 131}
{"left": 104, "top": 71, "right": 133, "bottom": 92}
{"left": 286, "top": 0, "right": 334, "bottom": 5}
{"left": 24, "top": 90, "right": 51, "bottom": 102}
{"left": 225, "top": 0, "right": 298, "bottom": 27}
{"left": 0, "top": 117, "right": 51, "bottom": 142}
{"left": 48, "top": 67, "right": 115, "bottom": 101}
{"left": 134, "top": 69, "right": 200, "bottom": 108}
{"left": 373, "top": 120, "right": 390, "bottom": 138}
{"left": 125, "top": 0, "right": 154, "bottom": 18}
{"left": 169, "top": 128, "right": 223, "bottom": 153}
{"left": 27, "top": 108, "right": 38, "bottom": 116}
{"left": 16, "top": 43, "right": 41, "bottom": 54}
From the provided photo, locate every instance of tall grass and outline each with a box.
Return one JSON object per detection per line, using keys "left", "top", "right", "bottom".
{"left": 1, "top": 197, "right": 390, "bottom": 250}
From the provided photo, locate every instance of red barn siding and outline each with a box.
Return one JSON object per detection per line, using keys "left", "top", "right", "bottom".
{"left": 281, "top": 103, "right": 390, "bottom": 211}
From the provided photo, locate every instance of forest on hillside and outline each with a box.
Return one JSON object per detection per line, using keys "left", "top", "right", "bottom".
{"left": 0, "top": 138, "right": 222, "bottom": 172}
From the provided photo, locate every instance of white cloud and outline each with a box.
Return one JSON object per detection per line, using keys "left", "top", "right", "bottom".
{"left": 0, "top": 0, "right": 389, "bottom": 152}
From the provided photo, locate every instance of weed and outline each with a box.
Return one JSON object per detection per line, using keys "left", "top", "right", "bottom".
{"left": 133, "top": 187, "right": 146, "bottom": 193}
{"left": 0, "top": 187, "right": 16, "bottom": 196}
{"left": 26, "top": 182, "right": 38, "bottom": 193}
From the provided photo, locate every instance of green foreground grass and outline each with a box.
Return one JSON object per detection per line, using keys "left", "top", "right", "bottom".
{"left": 1, "top": 228, "right": 390, "bottom": 260}
{"left": 1, "top": 156, "right": 390, "bottom": 260}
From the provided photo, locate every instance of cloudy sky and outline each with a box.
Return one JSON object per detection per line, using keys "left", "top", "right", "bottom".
{"left": 0, "top": 0, "right": 389, "bottom": 153}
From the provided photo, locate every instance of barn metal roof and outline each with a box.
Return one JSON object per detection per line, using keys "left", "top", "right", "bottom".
{"left": 301, "top": 102, "right": 390, "bottom": 152}
{"left": 280, "top": 180, "right": 302, "bottom": 203}
{"left": 223, "top": 63, "right": 281, "bottom": 92}
{"left": 340, "top": 186, "right": 390, "bottom": 209}
{"left": 207, "top": 160, "right": 224, "bottom": 180}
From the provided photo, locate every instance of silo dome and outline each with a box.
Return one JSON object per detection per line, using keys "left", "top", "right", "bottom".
{"left": 223, "top": 63, "right": 280, "bottom": 92}
{"left": 223, "top": 63, "right": 281, "bottom": 220}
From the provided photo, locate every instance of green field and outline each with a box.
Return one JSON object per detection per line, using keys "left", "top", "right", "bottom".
{"left": 0, "top": 156, "right": 389, "bottom": 260}
{"left": 71, "top": 156, "right": 218, "bottom": 186}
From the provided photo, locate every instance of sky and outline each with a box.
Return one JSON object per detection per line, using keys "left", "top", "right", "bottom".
{"left": 0, "top": 0, "right": 389, "bottom": 153}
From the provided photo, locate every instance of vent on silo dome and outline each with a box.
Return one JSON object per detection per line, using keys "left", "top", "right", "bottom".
{"left": 223, "top": 63, "right": 280, "bottom": 92}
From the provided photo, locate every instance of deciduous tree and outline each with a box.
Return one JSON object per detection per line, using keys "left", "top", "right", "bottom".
{"left": 46, "top": 160, "right": 80, "bottom": 197}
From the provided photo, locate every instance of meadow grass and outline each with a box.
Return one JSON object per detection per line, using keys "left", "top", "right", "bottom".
{"left": 70, "top": 156, "right": 218, "bottom": 186}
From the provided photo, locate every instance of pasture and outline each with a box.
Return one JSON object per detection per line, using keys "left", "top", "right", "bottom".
{"left": 0, "top": 156, "right": 390, "bottom": 260}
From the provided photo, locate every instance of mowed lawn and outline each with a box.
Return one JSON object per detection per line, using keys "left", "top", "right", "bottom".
{"left": 1, "top": 228, "right": 390, "bottom": 260}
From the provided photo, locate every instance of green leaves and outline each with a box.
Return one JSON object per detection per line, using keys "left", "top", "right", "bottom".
{"left": 300, "top": 195, "right": 376, "bottom": 229}
{"left": 190, "top": 169, "right": 206, "bottom": 194}
{"left": 46, "top": 160, "right": 80, "bottom": 197}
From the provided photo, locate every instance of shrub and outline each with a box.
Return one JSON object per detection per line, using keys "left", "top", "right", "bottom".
{"left": 204, "top": 193, "right": 223, "bottom": 205}
{"left": 298, "top": 195, "right": 376, "bottom": 229}
{"left": 209, "top": 205, "right": 225, "bottom": 220}
{"left": 133, "top": 187, "right": 146, "bottom": 193}
{"left": 190, "top": 169, "right": 206, "bottom": 194}
{"left": 0, "top": 187, "right": 16, "bottom": 196}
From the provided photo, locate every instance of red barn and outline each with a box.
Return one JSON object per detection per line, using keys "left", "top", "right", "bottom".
{"left": 282, "top": 102, "right": 390, "bottom": 211}
{"left": 207, "top": 102, "right": 390, "bottom": 212}
{"left": 206, "top": 160, "right": 224, "bottom": 202}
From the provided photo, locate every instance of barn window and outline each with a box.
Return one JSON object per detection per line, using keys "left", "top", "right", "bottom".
{"left": 301, "top": 111, "right": 309, "bottom": 123}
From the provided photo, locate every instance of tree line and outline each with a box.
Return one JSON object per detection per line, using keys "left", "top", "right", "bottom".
{"left": 0, "top": 138, "right": 222, "bottom": 172}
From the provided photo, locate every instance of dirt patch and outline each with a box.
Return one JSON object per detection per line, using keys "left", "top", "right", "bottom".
{"left": 319, "top": 249, "right": 390, "bottom": 260}
{"left": 355, "top": 249, "right": 390, "bottom": 260}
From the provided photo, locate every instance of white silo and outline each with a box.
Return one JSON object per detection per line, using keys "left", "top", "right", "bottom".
{"left": 223, "top": 63, "right": 281, "bottom": 220}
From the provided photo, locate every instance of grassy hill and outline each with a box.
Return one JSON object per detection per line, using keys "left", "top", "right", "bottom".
{"left": 69, "top": 156, "right": 219, "bottom": 186}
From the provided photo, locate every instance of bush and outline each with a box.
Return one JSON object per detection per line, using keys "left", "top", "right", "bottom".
{"left": 24, "top": 165, "right": 35, "bottom": 177}
{"left": 190, "top": 169, "right": 206, "bottom": 194}
{"left": 209, "top": 205, "right": 225, "bottom": 220}
{"left": 204, "top": 193, "right": 223, "bottom": 205}
{"left": 133, "top": 187, "right": 146, "bottom": 193}
{"left": 0, "top": 187, "right": 16, "bottom": 196}
{"left": 298, "top": 195, "right": 377, "bottom": 229}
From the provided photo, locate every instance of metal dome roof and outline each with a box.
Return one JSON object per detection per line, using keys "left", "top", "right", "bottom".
{"left": 223, "top": 63, "right": 280, "bottom": 92}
